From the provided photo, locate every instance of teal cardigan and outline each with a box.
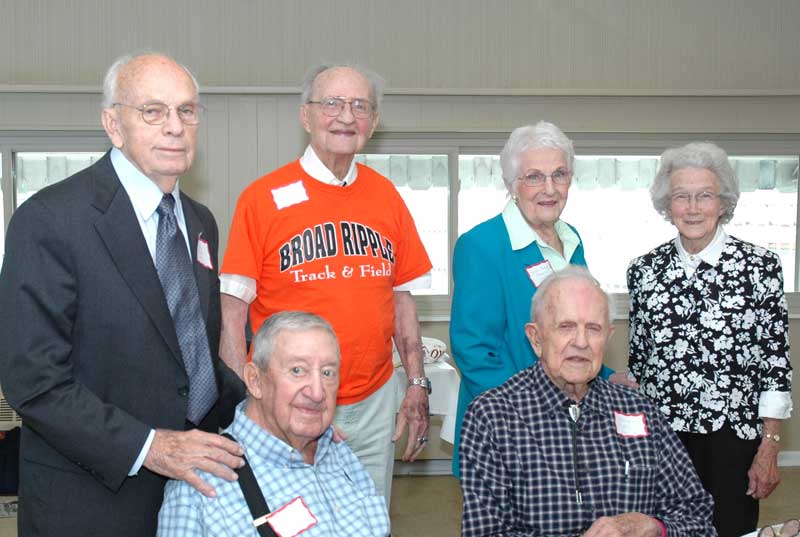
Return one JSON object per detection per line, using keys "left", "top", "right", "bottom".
{"left": 449, "top": 214, "right": 611, "bottom": 477}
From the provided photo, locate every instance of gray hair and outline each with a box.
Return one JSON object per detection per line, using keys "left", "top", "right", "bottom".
{"left": 650, "top": 141, "right": 740, "bottom": 224}
{"left": 300, "top": 63, "right": 385, "bottom": 110}
{"left": 499, "top": 121, "right": 575, "bottom": 194}
{"left": 251, "top": 311, "right": 339, "bottom": 369}
{"left": 530, "top": 265, "right": 615, "bottom": 324}
{"left": 102, "top": 51, "right": 200, "bottom": 109}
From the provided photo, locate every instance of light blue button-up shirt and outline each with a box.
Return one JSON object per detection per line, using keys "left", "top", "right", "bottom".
{"left": 157, "top": 401, "right": 390, "bottom": 537}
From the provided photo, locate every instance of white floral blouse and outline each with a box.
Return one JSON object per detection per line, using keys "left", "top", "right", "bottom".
{"left": 627, "top": 235, "right": 793, "bottom": 440}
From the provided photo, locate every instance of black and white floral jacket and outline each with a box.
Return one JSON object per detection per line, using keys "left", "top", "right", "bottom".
{"left": 627, "top": 235, "right": 792, "bottom": 440}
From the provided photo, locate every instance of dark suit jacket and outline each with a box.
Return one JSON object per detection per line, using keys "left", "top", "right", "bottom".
{"left": 0, "top": 152, "right": 245, "bottom": 537}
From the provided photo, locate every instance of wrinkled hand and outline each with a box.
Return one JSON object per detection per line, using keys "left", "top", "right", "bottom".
{"left": 747, "top": 443, "right": 780, "bottom": 499}
{"left": 143, "top": 429, "right": 245, "bottom": 497}
{"left": 583, "top": 513, "right": 661, "bottom": 537}
{"left": 608, "top": 370, "right": 639, "bottom": 390}
{"left": 392, "top": 387, "right": 430, "bottom": 461}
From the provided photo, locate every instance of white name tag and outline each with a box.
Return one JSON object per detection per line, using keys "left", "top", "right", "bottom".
{"left": 262, "top": 497, "right": 317, "bottom": 537}
{"left": 196, "top": 235, "right": 213, "bottom": 270}
{"left": 525, "top": 260, "right": 554, "bottom": 287}
{"left": 272, "top": 181, "right": 309, "bottom": 210}
{"left": 613, "top": 411, "right": 649, "bottom": 438}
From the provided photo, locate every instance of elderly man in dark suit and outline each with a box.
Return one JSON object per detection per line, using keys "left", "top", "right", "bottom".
{"left": 0, "top": 52, "right": 245, "bottom": 537}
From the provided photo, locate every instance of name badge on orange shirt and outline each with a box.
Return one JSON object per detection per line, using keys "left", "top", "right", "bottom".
{"left": 272, "top": 180, "right": 309, "bottom": 210}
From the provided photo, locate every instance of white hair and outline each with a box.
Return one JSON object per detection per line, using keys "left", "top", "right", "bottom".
{"left": 300, "top": 62, "right": 385, "bottom": 110}
{"left": 101, "top": 51, "right": 200, "bottom": 109}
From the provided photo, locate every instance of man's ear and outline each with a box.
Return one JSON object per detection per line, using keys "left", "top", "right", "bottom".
{"left": 101, "top": 107, "right": 124, "bottom": 149}
{"left": 367, "top": 111, "right": 379, "bottom": 137}
{"left": 243, "top": 362, "right": 262, "bottom": 399}
{"left": 299, "top": 104, "right": 312, "bottom": 134}
{"left": 525, "top": 322, "right": 543, "bottom": 357}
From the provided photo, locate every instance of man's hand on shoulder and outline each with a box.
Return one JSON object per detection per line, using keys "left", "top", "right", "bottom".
{"left": 608, "top": 370, "right": 640, "bottom": 390}
{"left": 583, "top": 513, "right": 662, "bottom": 537}
{"left": 143, "top": 429, "right": 245, "bottom": 497}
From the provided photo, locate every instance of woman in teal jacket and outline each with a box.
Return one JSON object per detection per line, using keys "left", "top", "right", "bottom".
{"left": 450, "top": 122, "right": 629, "bottom": 476}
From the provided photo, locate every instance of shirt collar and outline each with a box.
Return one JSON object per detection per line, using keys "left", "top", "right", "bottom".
{"left": 527, "top": 361, "right": 605, "bottom": 417}
{"left": 229, "top": 400, "right": 334, "bottom": 467}
{"left": 673, "top": 225, "right": 727, "bottom": 271}
{"left": 501, "top": 199, "right": 579, "bottom": 257}
{"left": 110, "top": 147, "right": 182, "bottom": 221}
{"left": 299, "top": 145, "right": 358, "bottom": 187}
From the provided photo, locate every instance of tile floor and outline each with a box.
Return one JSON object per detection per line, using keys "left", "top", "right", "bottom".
{"left": 390, "top": 469, "right": 800, "bottom": 537}
{"left": 0, "top": 469, "right": 797, "bottom": 536}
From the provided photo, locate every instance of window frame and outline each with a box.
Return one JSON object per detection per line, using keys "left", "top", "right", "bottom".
{"left": 0, "top": 131, "right": 110, "bottom": 231}
{"left": 366, "top": 131, "right": 800, "bottom": 320}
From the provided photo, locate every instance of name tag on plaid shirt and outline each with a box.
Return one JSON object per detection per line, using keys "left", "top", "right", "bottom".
{"left": 263, "top": 497, "right": 318, "bottom": 537}
{"left": 613, "top": 411, "right": 649, "bottom": 437}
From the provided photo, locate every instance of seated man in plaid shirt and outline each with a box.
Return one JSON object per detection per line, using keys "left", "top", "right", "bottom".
{"left": 157, "top": 311, "right": 389, "bottom": 537}
{"left": 459, "top": 267, "right": 716, "bottom": 537}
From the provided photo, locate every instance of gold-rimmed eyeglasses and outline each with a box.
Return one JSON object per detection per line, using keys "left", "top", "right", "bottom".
{"left": 516, "top": 169, "right": 573, "bottom": 188}
{"left": 112, "top": 102, "right": 205, "bottom": 125}
{"left": 306, "top": 97, "right": 374, "bottom": 119}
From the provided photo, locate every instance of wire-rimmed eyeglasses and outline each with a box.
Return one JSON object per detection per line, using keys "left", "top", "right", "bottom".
{"left": 758, "top": 519, "right": 800, "bottom": 537}
{"left": 306, "top": 97, "right": 375, "bottom": 119}
{"left": 516, "top": 169, "right": 573, "bottom": 188}
{"left": 669, "top": 190, "right": 720, "bottom": 207}
{"left": 112, "top": 102, "right": 205, "bottom": 126}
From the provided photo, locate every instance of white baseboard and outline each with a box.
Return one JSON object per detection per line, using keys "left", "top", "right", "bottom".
{"left": 395, "top": 451, "right": 800, "bottom": 477}
{"left": 778, "top": 450, "right": 800, "bottom": 467}
{"left": 394, "top": 459, "right": 453, "bottom": 476}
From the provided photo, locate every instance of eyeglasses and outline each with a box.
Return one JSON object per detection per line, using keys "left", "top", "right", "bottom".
{"left": 758, "top": 519, "right": 800, "bottom": 537}
{"left": 306, "top": 97, "right": 375, "bottom": 119}
{"left": 113, "top": 102, "right": 205, "bottom": 125}
{"left": 670, "top": 191, "right": 720, "bottom": 207}
{"left": 516, "top": 169, "right": 572, "bottom": 188}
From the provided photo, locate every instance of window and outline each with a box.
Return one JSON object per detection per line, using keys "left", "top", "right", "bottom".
{"left": 459, "top": 154, "right": 799, "bottom": 293}
{"left": 0, "top": 132, "right": 110, "bottom": 265}
{"left": 365, "top": 133, "right": 800, "bottom": 318}
{"left": 356, "top": 152, "right": 451, "bottom": 297}
{"left": 15, "top": 152, "right": 104, "bottom": 207}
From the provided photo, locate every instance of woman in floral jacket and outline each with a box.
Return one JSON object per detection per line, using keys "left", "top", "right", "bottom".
{"left": 627, "top": 142, "right": 793, "bottom": 537}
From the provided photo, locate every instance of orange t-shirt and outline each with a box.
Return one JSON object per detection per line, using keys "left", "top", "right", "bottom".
{"left": 222, "top": 160, "right": 432, "bottom": 405}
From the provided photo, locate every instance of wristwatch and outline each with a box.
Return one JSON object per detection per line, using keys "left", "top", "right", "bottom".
{"left": 408, "top": 376, "right": 432, "bottom": 394}
{"left": 763, "top": 433, "right": 781, "bottom": 443}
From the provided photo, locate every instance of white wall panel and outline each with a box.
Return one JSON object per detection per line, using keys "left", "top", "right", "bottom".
{"left": 2, "top": 0, "right": 799, "bottom": 93}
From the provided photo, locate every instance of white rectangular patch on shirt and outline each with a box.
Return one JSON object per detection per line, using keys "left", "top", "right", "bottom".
{"left": 196, "top": 234, "right": 213, "bottom": 270}
{"left": 271, "top": 181, "right": 309, "bottom": 210}
{"left": 613, "top": 411, "right": 649, "bottom": 438}
{"left": 526, "top": 260, "right": 554, "bottom": 287}
{"left": 264, "top": 496, "right": 317, "bottom": 537}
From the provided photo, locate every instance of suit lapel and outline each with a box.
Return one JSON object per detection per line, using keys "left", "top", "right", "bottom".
{"left": 90, "top": 154, "right": 184, "bottom": 367}
{"left": 181, "top": 198, "right": 210, "bottom": 321}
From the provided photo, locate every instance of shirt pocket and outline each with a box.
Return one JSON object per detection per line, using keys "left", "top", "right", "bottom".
{"left": 612, "top": 461, "right": 658, "bottom": 514}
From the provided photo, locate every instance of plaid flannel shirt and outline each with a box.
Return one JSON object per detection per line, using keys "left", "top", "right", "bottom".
{"left": 157, "top": 401, "right": 389, "bottom": 537}
{"left": 460, "top": 362, "right": 716, "bottom": 537}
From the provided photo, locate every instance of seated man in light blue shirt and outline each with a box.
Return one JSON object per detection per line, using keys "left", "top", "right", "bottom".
{"left": 157, "top": 311, "right": 390, "bottom": 537}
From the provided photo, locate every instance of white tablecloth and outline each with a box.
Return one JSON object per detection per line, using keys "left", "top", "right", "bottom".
{"left": 393, "top": 360, "right": 460, "bottom": 444}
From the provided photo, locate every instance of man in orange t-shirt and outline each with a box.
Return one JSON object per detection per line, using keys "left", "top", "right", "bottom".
{"left": 219, "top": 63, "right": 432, "bottom": 505}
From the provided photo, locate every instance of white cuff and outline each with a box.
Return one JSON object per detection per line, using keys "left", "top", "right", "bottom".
{"left": 758, "top": 391, "right": 793, "bottom": 419}
{"left": 220, "top": 273, "right": 257, "bottom": 304}
{"left": 394, "top": 272, "right": 432, "bottom": 292}
{"left": 129, "top": 429, "right": 155, "bottom": 476}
